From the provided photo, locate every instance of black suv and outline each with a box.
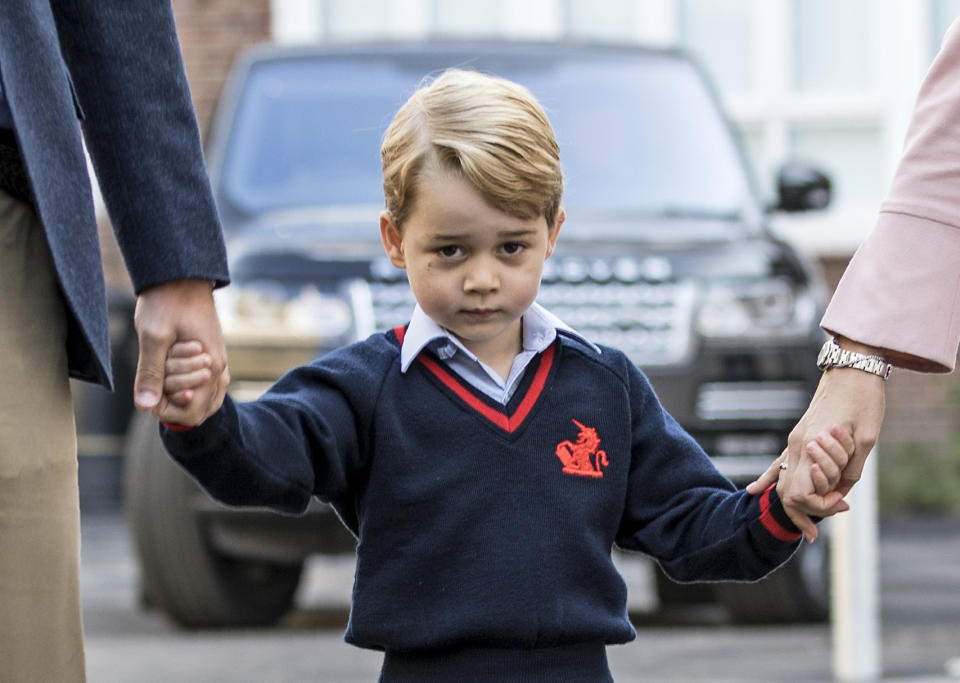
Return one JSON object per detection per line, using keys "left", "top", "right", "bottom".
{"left": 121, "top": 42, "right": 833, "bottom": 628}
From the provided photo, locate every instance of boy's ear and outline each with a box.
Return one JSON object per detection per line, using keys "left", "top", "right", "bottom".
{"left": 379, "top": 210, "right": 406, "bottom": 268}
{"left": 545, "top": 207, "right": 564, "bottom": 259}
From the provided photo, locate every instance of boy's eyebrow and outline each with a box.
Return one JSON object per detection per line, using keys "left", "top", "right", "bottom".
{"left": 425, "top": 228, "right": 539, "bottom": 241}
{"left": 498, "top": 228, "right": 539, "bottom": 238}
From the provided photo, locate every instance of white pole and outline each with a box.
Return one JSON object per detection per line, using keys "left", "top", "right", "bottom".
{"left": 831, "top": 449, "right": 881, "bottom": 681}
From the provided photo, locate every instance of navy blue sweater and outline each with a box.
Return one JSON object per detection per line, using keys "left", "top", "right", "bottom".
{"left": 162, "top": 328, "right": 802, "bottom": 679}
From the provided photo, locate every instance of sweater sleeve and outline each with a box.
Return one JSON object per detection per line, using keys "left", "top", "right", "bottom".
{"left": 614, "top": 362, "right": 802, "bottom": 583}
{"left": 159, "top": 339, "right": 393, "bottom": 518}
{"left": 821, "top": 17, "right": 960, "bottom": 372}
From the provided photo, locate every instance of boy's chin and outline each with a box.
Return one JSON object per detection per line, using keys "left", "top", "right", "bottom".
{"left": 450, "top": 320, "right": 522, "bottom": 348}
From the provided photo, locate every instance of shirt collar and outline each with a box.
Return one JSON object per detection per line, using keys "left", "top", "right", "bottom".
{"left": 399, "top": 302, "right": 600, "bottom": 374}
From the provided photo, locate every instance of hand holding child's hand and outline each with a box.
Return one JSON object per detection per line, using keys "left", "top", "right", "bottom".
{"left": 748, "top": 424, "right": 855, "bottom": 543}
{"left": 156, "top": 340, "right": 229, "bottom": 427}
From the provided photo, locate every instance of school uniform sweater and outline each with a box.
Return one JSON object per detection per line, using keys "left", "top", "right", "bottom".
{"left": 162, "top": 327, "right": 802, "bottom": 680}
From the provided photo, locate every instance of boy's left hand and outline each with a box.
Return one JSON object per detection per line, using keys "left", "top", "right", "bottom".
{"left": 748, "top": 424, "right": 855, "bottom": 543}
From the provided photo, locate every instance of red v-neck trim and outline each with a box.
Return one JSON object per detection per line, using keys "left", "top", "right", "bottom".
{"left": 393, "top": 324, "right": 555, "bottom": 434}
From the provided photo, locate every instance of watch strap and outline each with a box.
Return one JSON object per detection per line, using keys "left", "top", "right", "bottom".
{"left": 817, "top": 338, "right": 892, "bottom": 380}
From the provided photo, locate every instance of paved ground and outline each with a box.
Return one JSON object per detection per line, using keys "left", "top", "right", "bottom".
{"left": 80, "top": 513, "right": 960, "bottom": 682}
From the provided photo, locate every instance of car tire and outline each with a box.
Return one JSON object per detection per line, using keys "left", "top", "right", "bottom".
{"left": 124, "top": 412, "right": 303, "bottom": 628}
{"left": 714, "top": 524, "right": 830, "bottom": 623}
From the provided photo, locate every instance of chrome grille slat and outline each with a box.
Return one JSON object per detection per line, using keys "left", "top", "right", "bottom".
{"left": 696, "top": 382, "right": 811, "bottom": 421}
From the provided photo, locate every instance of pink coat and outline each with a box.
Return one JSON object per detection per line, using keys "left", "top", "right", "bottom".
{"left": 822, "top": 19, "right": 960, "bottom": 373}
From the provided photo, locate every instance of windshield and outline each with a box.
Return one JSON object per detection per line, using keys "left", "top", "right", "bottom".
{"left": 218, "top": 47, "right": 755, "bottom": 237}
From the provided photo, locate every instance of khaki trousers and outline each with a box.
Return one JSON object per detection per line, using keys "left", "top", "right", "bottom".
{"left": 0, "top": 190, "right": 86, "bottom": 682}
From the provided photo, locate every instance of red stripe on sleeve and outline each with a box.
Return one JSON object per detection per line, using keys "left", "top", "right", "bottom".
{"left": 758, "top": 484, "right": 803, "bottom": 542}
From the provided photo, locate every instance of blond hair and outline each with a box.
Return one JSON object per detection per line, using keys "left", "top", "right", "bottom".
{"left": 381, "top": 68, "right": 563, "bottom": 229}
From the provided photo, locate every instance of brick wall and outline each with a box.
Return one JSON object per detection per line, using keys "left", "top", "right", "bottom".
{"left": 171, "top": 0, "right": 272, "bottom": 136}
{"left": 99, "top": 0, "right": 272, "bottom": 293}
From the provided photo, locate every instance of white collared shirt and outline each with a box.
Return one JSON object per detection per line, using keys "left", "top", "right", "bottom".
{"left": 399, "top": 302, "right": 600, "bottom": 404}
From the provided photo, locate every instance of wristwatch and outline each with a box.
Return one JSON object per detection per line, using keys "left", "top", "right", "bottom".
{"left": 816, "top": 337, "right": 893, "bottom": 380}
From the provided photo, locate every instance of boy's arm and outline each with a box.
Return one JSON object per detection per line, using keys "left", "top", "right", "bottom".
{"left": 161, "top": 395, "right": 315, "bottom": 514}
{"left": 160, "top": 347, "right": 384, "bottom": 516}
{"left": 614, "top": 364, "right": 816, "bottom": 583}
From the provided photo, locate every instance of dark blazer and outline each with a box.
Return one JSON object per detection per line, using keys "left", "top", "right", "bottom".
{"left": 0, "top": 0, "right": 229, "bottom": 388}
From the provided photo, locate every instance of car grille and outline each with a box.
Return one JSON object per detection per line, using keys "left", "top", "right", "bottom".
{"left": 695, "top": 381, "right": 812, "bottom": 421}
{"left": 365, "top": 257, "right": 697, "bottom": 367}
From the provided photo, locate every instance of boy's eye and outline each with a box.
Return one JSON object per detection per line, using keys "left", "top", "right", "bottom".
{"left": 436, "top": 245, "right": 462, "bottom": 258}
{"left": 501, "top": 242, "right": 525, "bottom": 256}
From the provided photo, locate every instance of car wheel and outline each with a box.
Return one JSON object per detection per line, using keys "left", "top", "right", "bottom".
{"left": 124, "top": 412, "right": 303, "bottom": 628}
{"left": 714, "top": 523, "right": 830, "bottom": 623}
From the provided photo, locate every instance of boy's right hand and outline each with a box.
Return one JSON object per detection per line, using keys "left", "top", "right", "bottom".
{"left": 157, "top": 340, "right": 229, "bottom": 427}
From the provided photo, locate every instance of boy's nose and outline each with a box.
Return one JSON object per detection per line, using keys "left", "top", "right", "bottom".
{"left": 463, "top": 258, "right": 499, "bottom": 293}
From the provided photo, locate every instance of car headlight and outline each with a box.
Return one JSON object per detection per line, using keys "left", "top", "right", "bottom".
{"left": 216, "top": 282, "right": 353, "bottom": 348}
{"left": 696, "top": 279, "right": 817, "bottom": 342}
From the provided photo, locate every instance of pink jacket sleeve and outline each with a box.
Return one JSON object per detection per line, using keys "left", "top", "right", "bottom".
{"left": 821, "top": 18, "right": 960, "bottom": 373}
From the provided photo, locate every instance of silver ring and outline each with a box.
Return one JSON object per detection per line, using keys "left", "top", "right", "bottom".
{"left": 778, "top": 462, "right": 788, "bottom": 471}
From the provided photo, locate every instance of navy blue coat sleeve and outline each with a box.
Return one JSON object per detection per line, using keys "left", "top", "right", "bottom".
{"left": 50, "top": 1, "right": 228, "bottom": 292}
{"left": 615, "top": 362, "right": 803, "bottom": 582}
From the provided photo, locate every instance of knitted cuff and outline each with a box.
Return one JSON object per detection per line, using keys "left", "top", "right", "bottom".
{"left": 758, "top": 484, "right": 803, "bottom": 542}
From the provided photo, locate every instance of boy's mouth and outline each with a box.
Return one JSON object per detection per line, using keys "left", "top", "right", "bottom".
{"left": 461, "top": 308, "right": 498, "bottom": 320}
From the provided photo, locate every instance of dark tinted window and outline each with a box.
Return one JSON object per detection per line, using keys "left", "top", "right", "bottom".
{"left": 220, "top": 48, "right": 754, "bottom": 235}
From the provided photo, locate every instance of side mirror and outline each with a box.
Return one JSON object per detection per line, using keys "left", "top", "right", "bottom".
{"left": 774, "top": 162, "right": 832, "bottom": 212}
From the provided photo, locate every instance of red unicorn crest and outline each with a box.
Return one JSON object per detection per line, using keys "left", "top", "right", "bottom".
{"left": 555, "top": 419, "right": 608, "bottom": 478}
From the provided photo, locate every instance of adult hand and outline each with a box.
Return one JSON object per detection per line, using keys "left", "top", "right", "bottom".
{"left": 747, "top": 351, "right": 885, "bottom": 540}
{"left": 749, "top": 424, "right": 854, "bottom": 542}
{"left": 133, "top": 278, "right": 228, "bottom": 426}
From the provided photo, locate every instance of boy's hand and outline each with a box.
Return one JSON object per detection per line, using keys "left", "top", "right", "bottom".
{"left": 804, "top": 424, "right": 856, "bottom": 497}
{"left": 156, "top": 340, "right": 229, "bottom": 426}
{"left": 748, "top": 424, "right": 854, "bottom": 542}
{"left": 134, "top": 279, "right": 229, "bottom": 427}
{"left": 748, "top": 365, "right": 885, "bottom": 539}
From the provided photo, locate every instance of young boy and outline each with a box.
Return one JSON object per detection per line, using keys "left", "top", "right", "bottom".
{"left": 160, "top": 69, "right": 851, "bottom": 682}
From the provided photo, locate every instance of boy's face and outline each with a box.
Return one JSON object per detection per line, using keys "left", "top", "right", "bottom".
{"left": 380, "top": 168, "right": 562, "bottom": 365}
